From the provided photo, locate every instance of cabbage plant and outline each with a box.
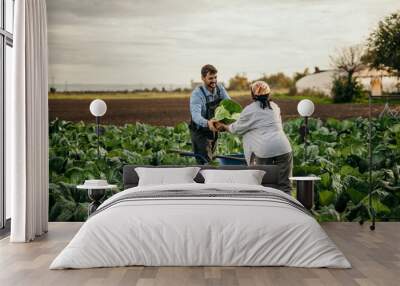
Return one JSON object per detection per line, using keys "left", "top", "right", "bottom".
{"left": 213, "top": 99, "right": 243, "bottom": 124}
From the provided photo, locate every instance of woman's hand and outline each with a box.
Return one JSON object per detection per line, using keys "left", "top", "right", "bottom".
{"left": 215, "top": 122, "right": 229, "bottom": 132}
{"left": 207, "top": 119, "right": 218, "bottom": 132}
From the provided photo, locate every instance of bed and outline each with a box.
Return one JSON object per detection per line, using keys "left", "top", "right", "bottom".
{"left": 50, "top": 165, "right": 351, "bottom": 269}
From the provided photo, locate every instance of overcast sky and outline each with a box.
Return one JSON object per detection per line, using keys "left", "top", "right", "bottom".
{"left": 47, "top": 0, "right": 400, "bottom": 86}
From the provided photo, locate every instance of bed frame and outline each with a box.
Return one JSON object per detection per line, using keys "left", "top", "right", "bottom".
{"left": 123, "top": 165, "right": 281, "bottom": 190}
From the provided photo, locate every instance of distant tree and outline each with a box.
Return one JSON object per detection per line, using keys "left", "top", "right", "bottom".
{"left": 293, "top": 68, "right": 310, "bottom": 82}
{"left": 49, "top": 87, "right": 57, "bottom": 93}
{"left": 331, "top": 45, "right": 365, "bottom": 77}
{"left": 288, "top": 85, "right": 297, "bottom": 96}
{"left": 257, "top": 72, "right": 293, "bottom": 89}
{"left": 288, "top": 68, "right": 311, "bottom": 95}
{"left": 330, "top": 45, "right": 365, "bottom": 102}
{"left": 364, "top": 11, "right": 400, "bottom": 75}
{"left": 331, "top": 76, "right": 364, "bottom": 103}
{"left": 294, "top": 88, "right": 327, "bottom": 98}
{"left": 228, "top": 74, "right": 250, "bottom": 91}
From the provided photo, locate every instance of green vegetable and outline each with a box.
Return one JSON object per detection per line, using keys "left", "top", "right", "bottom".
{"left": 319, "top": 190, "right": 335, "bottom": 206}
{"left": 335, "top": 191, "right": 350, "bottom": 213}
{"left": 213, "top": 99, "right": 243, "bottom": 124}
{"left": 49, "top": 115, "right": 400, "bottom": 223}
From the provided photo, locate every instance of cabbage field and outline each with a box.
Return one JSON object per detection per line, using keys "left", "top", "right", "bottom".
{"left": 49, "top": 116, "right": 400, "bottom": 222}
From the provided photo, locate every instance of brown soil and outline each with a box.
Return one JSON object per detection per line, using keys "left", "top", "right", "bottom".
{"left": 49, "top": 97, "right": 400, "bottom": 126}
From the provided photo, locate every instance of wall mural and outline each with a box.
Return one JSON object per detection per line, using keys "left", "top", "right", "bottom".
{"left": 47, "top": 0, "right": 400, "bottom": 222}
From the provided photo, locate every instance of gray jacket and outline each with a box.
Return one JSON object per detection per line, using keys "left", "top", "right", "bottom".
{"left": 228, "top": 101, "right": 292, "bottom": 164}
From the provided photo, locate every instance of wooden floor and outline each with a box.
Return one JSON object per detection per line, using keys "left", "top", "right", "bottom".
{"left": 0, "top": 222, "right": 399, "bottom": 286}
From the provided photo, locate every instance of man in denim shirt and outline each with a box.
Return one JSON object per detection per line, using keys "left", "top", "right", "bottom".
{"left": 189, "top": 65, "right": 230, "bottom": 164}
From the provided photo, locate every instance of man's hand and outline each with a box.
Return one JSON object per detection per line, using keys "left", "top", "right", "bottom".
{"left": 207, "top": 119, "right": 218, "bottom": 132}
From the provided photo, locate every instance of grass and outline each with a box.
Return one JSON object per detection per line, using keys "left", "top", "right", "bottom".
{"left": 352, "top": 95, "right": 400, "bottom": 104}
{"left": 48, "top": 90, "right": 251, "bottom": 100}
{"left": 49, "top": 90, "right": 400, "bottom": 105}
{"left": 272, "top": 93, "right": 333, "bottom": 104}
{"left": 48, "top": 90, "right": 335, "bottom": 104}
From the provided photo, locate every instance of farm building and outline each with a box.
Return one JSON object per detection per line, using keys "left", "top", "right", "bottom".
{"left": 296, "top": 69, "right": 400, "bottom": 97}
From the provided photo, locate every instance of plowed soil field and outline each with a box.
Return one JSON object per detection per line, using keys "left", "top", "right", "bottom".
{"left": 49, "top": 96, "right": 400, "bottom": 126}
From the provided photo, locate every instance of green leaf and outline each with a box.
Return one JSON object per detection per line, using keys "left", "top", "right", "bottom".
{"left": 49, "top": 156, "right": 65, "bottom": 174}
{"left": 340, "top": 165, "right": 359, "bottom": 177}
{"left": 213, "top": 99, "right": 243, "bottom": 124}
{"left": 347, "top": 188, "right": 366, "bottom": 204}
{"left": 214, "top": 107, "right": 231, "bottom": 122}
{"left": 319, "top": 190, "right": 335, "bottom": 206}
{"left": 64, "top": 167, "right": 86, "bottom": 184}
{"left": 371, "top": 197, "right": 391, "bottom": 215}
{"left": 220, "top": 99, "right": 243, "bottom": 114}
{"left": 320, "top": 173, "right": 331, "bottom": 189}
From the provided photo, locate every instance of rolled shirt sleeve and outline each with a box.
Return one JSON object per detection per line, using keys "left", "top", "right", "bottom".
{"left": 190, "top": 90, "right": 208, "bottom": 128}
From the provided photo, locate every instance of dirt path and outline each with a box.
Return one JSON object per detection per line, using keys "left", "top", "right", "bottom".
{"left": 49, "top": 97, "right": 400, "bottom": 126}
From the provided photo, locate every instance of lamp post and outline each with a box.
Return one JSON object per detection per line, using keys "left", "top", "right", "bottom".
{"left": 297, "top": 99, "right": 315, "bottom": 162}
{"left": 89, "top": 99, "right": 107, "bottom": 159}
{"left": 291, "top": 99, "right": 317, "bottom": 210}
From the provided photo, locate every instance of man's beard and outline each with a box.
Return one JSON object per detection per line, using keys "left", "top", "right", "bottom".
{"left": 208, "top": 82, "right": 216, "bottom": 89}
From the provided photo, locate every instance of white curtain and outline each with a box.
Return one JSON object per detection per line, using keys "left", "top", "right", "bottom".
{"left": 7, "top": 0, "right": 49, "bottom": 242}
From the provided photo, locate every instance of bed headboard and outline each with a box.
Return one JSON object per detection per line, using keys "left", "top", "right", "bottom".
{"left": 123, "top": 165, "right": 281, "bottom": 190}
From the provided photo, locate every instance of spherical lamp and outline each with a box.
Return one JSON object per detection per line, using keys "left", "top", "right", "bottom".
{"left": 89, "top": 99, "right": 107, "bottom": 159}
{"left": 297, "top": 99, "right": 315, "bottom": 117}
{"left": 297, "top": 99, "right": 315, "bottom": 163}
{"left": 90, "top": 99, "right": 107, "bottom": 117}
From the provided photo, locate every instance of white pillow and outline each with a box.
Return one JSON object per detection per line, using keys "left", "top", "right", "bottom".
{"left": 200, "top": 169, "right": 266, "bottom": 185}
{"left": 135, "top": 167, "right": 200, "bottom": 186}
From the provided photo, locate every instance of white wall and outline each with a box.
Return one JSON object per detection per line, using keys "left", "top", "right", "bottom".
{"left": 5, "top": 44, "right": 13, "bottom": 220}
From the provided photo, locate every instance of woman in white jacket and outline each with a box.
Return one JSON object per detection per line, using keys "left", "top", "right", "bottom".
{"left": 218, "top": 81, "right": 293, "bottom": 194}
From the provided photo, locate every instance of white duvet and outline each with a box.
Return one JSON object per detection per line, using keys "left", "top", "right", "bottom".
{"left": 50, "top": 183, "right": 351, "bottom": 269}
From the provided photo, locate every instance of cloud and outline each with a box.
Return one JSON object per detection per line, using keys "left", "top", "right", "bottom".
{"left": 47, "top": 0, "right": 400, "bottom": 85}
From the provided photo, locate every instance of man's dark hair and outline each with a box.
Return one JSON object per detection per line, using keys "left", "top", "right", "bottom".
{"left": 201, "top": 64, "right": 218, "bottom": 77}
